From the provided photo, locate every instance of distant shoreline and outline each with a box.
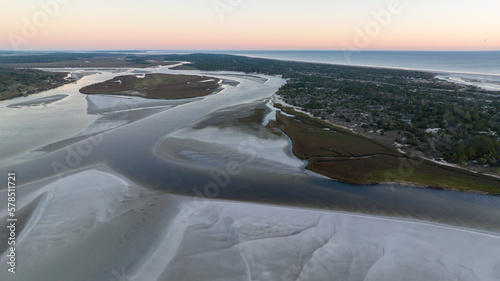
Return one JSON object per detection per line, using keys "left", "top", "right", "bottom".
{"left": 0, "top": 68, "right": 72, "bottom": 101}
{"left": 237, "top": 56, "right": 500, "bottom": 91}
{"left": 207, "top": 50, "right": 500, "bottom": 75}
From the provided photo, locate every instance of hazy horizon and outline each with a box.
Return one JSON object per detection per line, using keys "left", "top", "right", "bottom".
{"left": 2, "top": 49, "right": 500, "bottom": 52}
{"left": 2, "top": 0, "right": 499, "bottom": 51}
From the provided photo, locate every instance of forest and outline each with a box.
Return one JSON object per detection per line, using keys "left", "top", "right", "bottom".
{"left": 162, "top": 54, "right": 500, "bottom": 170}
{"left": 0, "top": 67, "right": 70, "bottom": 100}
{"left": 1, "top": 52, "right": 498, "bottom": 170}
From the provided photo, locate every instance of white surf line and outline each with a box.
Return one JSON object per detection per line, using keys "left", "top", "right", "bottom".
{"left": 233, "top": 52, "right": 500, "bottom": 78}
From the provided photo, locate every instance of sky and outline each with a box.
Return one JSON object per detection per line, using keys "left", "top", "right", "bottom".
{"left": 1, "top": 0, "right": 499, "bottom": 51}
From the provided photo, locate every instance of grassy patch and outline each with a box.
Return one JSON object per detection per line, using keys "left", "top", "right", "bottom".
{"left": 270, "top": 107, "right": 399, "bottom": 159}
{"left": 79, "top": 74, "right": 220, "bottom": 99}
{"left": 271, "top": 105, "right": 500, "bottom": 194}
{"left": 375, "top": 170, "right": 498, "bottom": 193}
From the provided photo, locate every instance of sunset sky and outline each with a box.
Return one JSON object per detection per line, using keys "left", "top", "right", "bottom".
{"left": 1, "top": 0, "right": 499, "bottom": 51}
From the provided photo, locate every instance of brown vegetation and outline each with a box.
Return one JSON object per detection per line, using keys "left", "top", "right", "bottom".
{"left": 270, "top": 105, "right": 500, "bottom": 194}
{"left": 79, "top": 74, "right": 220, "bottom": 99}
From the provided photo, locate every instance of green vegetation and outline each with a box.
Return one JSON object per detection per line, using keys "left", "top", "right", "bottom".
{"left": 161, "top": 54, "right": 500, "bottom": 172}
{"left": 2, "top": 52, "right": 499, "bottom": 193}
{"left": 0, "top": 67, "right": 70, "bottom": 100}
{"left": 270, "top": 106, "right": 500, "bottom": 194}
{"left": 79, "top": 74, "right": 220, "bottom": 99}
{"left": 270, "top": 106, "right": 398, "bottom": 159}
{"left": 170, "top": 64, "right": 198, "bottom": 70}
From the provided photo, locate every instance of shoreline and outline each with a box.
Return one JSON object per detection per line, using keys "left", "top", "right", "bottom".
{"left": 0, "top": 69, "right": 74, "bottom": 101}
{"left": 224, "top": 52, "right": 500, "bottom": 91}
{"left": 226, "top": 51, "right": 500, "bottom": 77}
{"left": 270, "top": 101, "right": 500, "bottom": 196}
{"left": 274, "top": 90, "right": 500, "bottom": 177}
{"left": 2, "top": 56, "right": 498, "bottom": 194}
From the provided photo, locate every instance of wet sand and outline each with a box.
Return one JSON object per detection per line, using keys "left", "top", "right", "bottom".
{"left": 1, "top": 66, "right": 499, "bottom": 281}
{"left": 1, "top": 167, "right": 499, "bottom": 281}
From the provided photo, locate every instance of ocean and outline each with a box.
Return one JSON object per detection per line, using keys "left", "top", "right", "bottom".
{"left": 199, "top": 50, "right": 500, "bottom": 76}
{"left": 152, "top": 50, "right": 499, "bottom": 90}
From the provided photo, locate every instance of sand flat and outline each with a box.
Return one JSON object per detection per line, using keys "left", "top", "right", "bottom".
{"left": 1, "top": 168, "right": 499, "bottom": 281}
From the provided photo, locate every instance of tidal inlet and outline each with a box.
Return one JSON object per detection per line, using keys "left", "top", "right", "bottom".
{"left": 0, "top": 57, "right": 499, "bottom": 281}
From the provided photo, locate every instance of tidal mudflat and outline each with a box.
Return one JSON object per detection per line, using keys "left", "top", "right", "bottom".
{"left": 1, "top": 65, "right": 499, "bottom": 281}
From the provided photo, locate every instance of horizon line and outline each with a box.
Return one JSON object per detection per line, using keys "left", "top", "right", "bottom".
{"left": 1, "top": 49, "right": 500, "bottom": 53}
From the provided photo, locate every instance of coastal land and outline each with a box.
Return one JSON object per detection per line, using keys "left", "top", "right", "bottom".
{"left": 79, "top": 74, "right": 220, "bottom": 99}
{"left": 0, "top": 67, "right": 71, "bottom": 100}
{"left": 0, "top": 52, "right": 175, "bottom": 68}
{"left": 161, "top": 53, "right": 500, "bottom": 194}
{"left": 2, "top": 56, "right": 500, "bottom": 280}
{"left": 2, "top": 52, "right": 499, "bottom": 194}
{"left": 269, "top": 105, "right": 500, "bottom": 194}
{"left": 0, "top": 52, "right": 178, "bottom": 100}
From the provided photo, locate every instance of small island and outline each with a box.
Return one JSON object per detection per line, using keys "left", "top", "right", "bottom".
{"left": 79, "top": 73, "right": 220, "bottom": 99}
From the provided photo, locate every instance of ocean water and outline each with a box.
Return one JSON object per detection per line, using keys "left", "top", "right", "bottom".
{"left": 197, "top": 50, "right": 500, "bottom": 76}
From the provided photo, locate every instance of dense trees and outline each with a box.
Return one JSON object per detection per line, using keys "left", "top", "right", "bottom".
{"left": 0, "top": 67, "right": 69, "bottom": 100}
{"left": 162, "top": 54, "right": 500, "bottom": 169}
{"left": 3, "top": 52, "right": 496, "bottom": 168}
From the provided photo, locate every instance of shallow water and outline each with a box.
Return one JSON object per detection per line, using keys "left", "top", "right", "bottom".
{"left": 1, "top": 66, "right": 499, "bottom": 229}
{"left": 0, "top": 66, "right": 499, "bottom": 280}
{"left": 196, "top": 50, "right": 500, "bottom": 90}
{"left": 203, "top": 50, "right": 500, "bottom": 76}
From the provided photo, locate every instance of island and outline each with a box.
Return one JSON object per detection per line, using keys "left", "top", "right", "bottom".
{"left": 2, "top": 52, "right": 499, "bottom": 194}
{"left": 79, "top": 73, "right": 220, "bottom": 99}
{"left": 0, "top": 52, "right": 178, "bottom": 100}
